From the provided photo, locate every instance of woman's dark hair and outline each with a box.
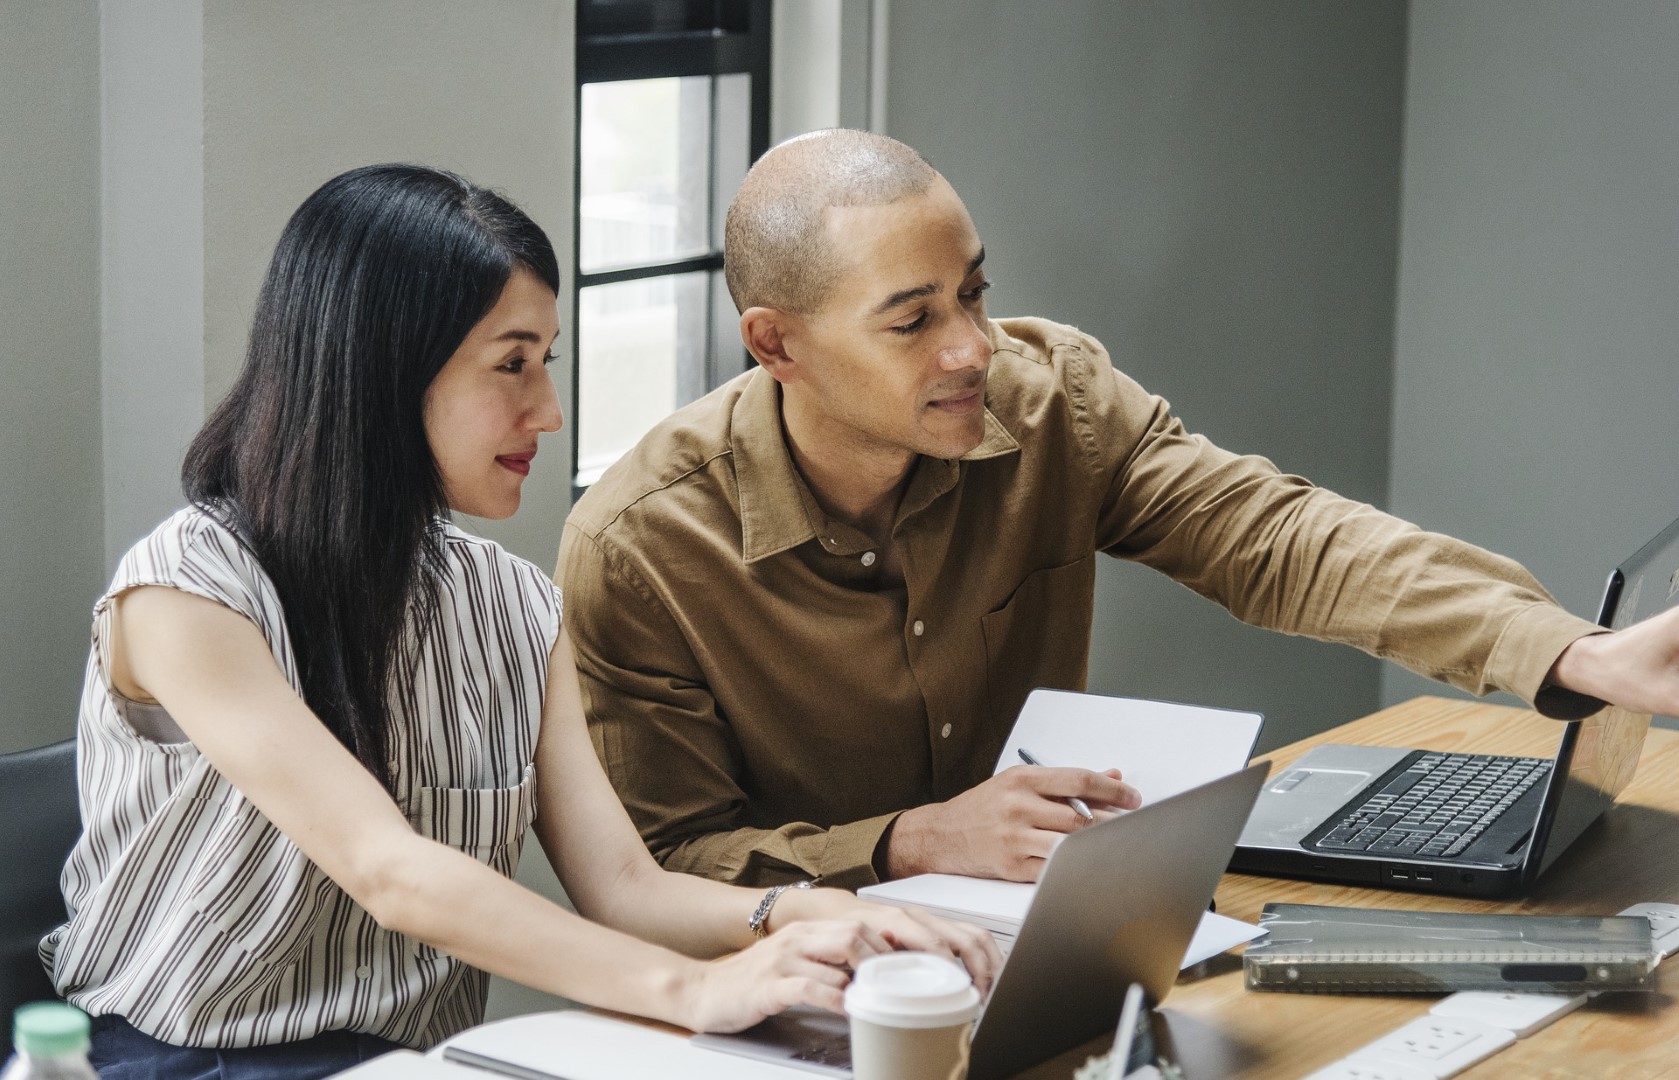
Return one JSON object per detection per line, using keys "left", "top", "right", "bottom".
{"left": 183, "top": 164, "right": 559, "bottom": 791}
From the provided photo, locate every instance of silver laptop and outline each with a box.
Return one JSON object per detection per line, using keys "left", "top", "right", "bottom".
{"left": 694, "top": 762, "right": 1267, "bottom": 1080}
{"left": 1231, "top": 514, "right": 1679, "bottom": 898}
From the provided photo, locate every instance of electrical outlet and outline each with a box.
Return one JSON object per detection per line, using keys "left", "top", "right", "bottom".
{"left": 1618, "top": 902, "right": 1679, "bottom": 960}
{"left": 1351, "top": 1016, "right": 1514, "bottom": 1078}
{"left": 1301, "top": 1058, "right": 1435, "bottom": 1080}
{"left": 1429, "top": 990, "right": 1586, "bottom": 1037}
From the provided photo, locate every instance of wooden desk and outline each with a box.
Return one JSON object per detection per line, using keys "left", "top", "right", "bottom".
{"left": 1017, "top": 696, "right": 1679, "bottom": 1080}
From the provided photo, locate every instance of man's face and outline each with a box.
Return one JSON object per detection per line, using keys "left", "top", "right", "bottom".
{"left": 781, "top": 176, "right": 993, "bottom": 461}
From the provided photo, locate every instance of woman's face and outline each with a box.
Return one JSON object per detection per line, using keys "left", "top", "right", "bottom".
{"left": 423, "top": 266, "right": 563, "bottom": 519}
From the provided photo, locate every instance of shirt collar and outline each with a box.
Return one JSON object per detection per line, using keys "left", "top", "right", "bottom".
{"left": 730, "top": 348, "right": 1022, "bottom": 565}
{"left": 733, "top": 371, "right": 820, "bottom": 564}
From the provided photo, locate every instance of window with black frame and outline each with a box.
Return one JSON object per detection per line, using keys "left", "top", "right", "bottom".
{"left": 572, "top": 0, "right": 772, "bottom": 494}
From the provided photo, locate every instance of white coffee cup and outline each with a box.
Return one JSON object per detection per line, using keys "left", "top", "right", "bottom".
{"left": 844, "top": 953, "right": 982, "bottom": 1080}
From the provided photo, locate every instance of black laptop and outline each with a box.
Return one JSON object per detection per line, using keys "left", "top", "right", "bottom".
{"left": 1231, "top": 514, "right": 1679, "bottom": 898}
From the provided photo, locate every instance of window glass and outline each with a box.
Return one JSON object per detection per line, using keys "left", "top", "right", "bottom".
{"left": 575, "top": 271, "right": 711, "bottom": 486}
{"left": 579, "top": 77, "right": 713, "bottom": 274}
{"left": 571, "top": 0, "right": 768, "bottom": 493}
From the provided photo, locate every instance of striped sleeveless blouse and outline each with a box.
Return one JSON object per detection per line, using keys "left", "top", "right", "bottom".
{"left": 41, "top": 506, "right": 562, "bottom": 1049}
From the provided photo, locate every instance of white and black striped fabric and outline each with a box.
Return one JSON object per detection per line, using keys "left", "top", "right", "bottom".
{"left": 41, "top": 506, "right": 562, "bottom": 1050}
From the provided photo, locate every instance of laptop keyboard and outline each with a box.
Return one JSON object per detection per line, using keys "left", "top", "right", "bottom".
{"left": 789, "top": 1033, "right": 852, "bottom": 1068}
{"left": 1311, "top": 752, "right": 1551, "bottom": 859}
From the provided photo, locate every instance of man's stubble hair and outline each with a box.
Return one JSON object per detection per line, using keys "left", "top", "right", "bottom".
{"left": 723, "top": 129, "right": 938, "bottom": 315}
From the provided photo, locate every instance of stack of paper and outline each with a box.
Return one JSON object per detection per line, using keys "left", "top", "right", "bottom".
{"left": 859, "top": 873, "right": 1032, "bottom": 939}
{"left": 860, "top": 874, "right": 1261, "bottom": 967}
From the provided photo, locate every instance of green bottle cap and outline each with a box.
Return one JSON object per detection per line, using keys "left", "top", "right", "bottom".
{"left": 12, "top": 1002, "right": 91, "bottom": 1058}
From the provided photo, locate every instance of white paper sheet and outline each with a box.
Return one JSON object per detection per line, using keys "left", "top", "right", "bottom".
{"left": 993, "top": 689, "right": 1263, "bottom": 807}
{"left": 1183, "top": 910, "right": 1265, "bottom": 967}
{"left": 436, "top": 1010, "right": 814, "bottom": 1079}
{"left": 859, "top": 874, "right": 1261, "bottom": 969}
{"left": 334, "top": 1050, "right": 486, "bottom": 1078}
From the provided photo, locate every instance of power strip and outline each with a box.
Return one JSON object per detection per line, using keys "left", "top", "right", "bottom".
{"left": 1299, "top": 902, "right": 1679, "bottom": 1080}
{"left": 1618, "top": 902, "right": 1679, "bottom": 959}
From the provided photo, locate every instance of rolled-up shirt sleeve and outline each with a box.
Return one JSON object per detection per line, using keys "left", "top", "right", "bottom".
{"left": 1066, "top": 328, "right": 1601, "bottom": 707}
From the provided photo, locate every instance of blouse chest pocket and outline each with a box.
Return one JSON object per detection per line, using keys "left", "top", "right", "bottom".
{"left": 401, "top": 765, "right": 538, "bottom": 965}
{"left": 405, "top": 764, "right": 538, "bottom": 875}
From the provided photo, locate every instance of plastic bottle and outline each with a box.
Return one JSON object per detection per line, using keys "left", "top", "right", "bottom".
{"left": 1, "top": 1003, "right": 100, "bottom": 1079}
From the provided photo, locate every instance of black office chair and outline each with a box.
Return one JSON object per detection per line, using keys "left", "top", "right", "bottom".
{"left": 0, "top": 739, "right": 80, "bottom": 1048}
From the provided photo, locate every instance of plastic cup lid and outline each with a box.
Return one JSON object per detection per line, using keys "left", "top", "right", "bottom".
{"left": 844, "top": 953, "right": 981, "bottom": 1029}
{"left": 12, "top": 1002, "right": 91, "bottom": 1057}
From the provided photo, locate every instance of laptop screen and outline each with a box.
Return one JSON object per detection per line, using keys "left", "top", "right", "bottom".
{"left": 1533, "top": 514, "right": 1679, "bottom": 877}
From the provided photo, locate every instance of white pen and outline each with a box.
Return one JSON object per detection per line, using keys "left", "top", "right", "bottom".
{"left": 1017, "top": 747, "right": 1095, "bottom": 820}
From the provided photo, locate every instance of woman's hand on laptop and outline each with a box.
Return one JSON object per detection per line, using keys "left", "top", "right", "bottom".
{"left": 770, "top": 885, "right": 1001, "bottom": 993}
{"left": 678, "top": 916, "right": 887, "bottom": 1032}
{"left": 676, "top": 892, "right": 1000, "bottom": 1032}
{"left": 881, "top": 766, "right": 1142, "bottom": 882}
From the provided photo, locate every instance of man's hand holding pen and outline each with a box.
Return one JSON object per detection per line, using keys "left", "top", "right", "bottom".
{"left": 1016, "top": 747, "right": 1096, "bottom": 821}
{"left": 879, "top": 756, "right": 1141, "bottom": 882}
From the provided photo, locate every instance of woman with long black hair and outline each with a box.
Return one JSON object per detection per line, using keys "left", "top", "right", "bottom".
{"left": 40, "top": 164, "right": 996, "bottom": 1078}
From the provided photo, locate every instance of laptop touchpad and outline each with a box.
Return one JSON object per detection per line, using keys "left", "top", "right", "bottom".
{"left": 1240, "top": 746, "right": 1410, "bottom": 846}
{"left": 1273, "top": 767, "right": 1378, "bottom": 801}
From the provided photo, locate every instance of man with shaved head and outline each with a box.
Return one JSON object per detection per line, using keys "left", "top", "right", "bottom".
{"left": 558, "top": 129, "right": 1679, "bottom": 890}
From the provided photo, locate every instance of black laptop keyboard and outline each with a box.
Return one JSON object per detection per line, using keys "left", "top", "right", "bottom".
{"left": 1311, "top": 752, "right": 1552, "bottom": 859}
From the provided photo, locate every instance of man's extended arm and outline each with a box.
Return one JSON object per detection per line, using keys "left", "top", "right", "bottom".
{"left": 1057, "top": 329, "right": 1604, "bottom": 710}
{"left": 1084, "top": 336, "right": 1679, "bottom": 716}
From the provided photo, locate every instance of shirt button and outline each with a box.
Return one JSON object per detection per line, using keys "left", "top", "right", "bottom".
{"left": 913, "top": 620, "right": 925, "bottom": 637}
{"left": 355, "top": 965, "right": 372, "bottom": 980}
{"left": 941, "top": 723, "right": 952, "bottom": 738}
{"left": 861, "top": 551, "right": 876, "bottom": 567}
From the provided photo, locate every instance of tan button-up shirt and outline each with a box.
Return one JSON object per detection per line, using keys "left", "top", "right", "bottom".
{"left": 557, "top": 317, "right": 1599, "bottom": 889}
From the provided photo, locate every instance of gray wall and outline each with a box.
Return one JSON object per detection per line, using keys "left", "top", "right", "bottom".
{"left": 1384, "top": 0, "right": 1679, "bottom": 708}
{"left": 0, "top": 0, "right": 105, "bottom": 753}
{"left": 2, "top": 0, "right": 581, "bottom": 757}
{"left": 886, "top": 1, "right": 1409, "bottom": 750}
{"left": 200, "top": 0, "right": 577, "bottom": 569}
{"left": 102, "top": 0, "right": 205, "bottom": 573}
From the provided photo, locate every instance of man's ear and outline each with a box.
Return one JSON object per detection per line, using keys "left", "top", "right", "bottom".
{"left": 740, "top": 306, "right": 802, "bottom": 384}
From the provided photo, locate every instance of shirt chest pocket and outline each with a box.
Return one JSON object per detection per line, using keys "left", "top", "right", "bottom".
{"left": 406, "top": 764, "right": 538, "bottom": 875}
{"left": 401, "top": 765, "right": 539, "bottom": 965}
{"left": 980, "top": 556, "right": 1097, "bottom": 730}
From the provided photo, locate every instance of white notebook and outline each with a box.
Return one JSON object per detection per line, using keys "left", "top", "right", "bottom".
{"left": 331, "top": 1050, "right": 488, "bottom": 1078}
{"left": 992, "top": 689, "right": 1263, "bottom": 804}
{"left": 860, "top": 690, "right": 1265, "bottom": 966}
{"left": 859, "top": 873, "right": 1261, "bottom": 967}
{"left": 438, "top": 1010, "right": 814, "bottom": 1079}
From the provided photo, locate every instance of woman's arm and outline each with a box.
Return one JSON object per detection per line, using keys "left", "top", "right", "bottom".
{"left": 530, "top": 623, "right": 1001, "bottom": 986}
{"left": 111, "top": 584, "right": 897, "bottom": 1032}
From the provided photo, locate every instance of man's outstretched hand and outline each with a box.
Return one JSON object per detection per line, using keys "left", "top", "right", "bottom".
{"left": 1550, "top": 604, "right": 1679, "bottom": 718}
